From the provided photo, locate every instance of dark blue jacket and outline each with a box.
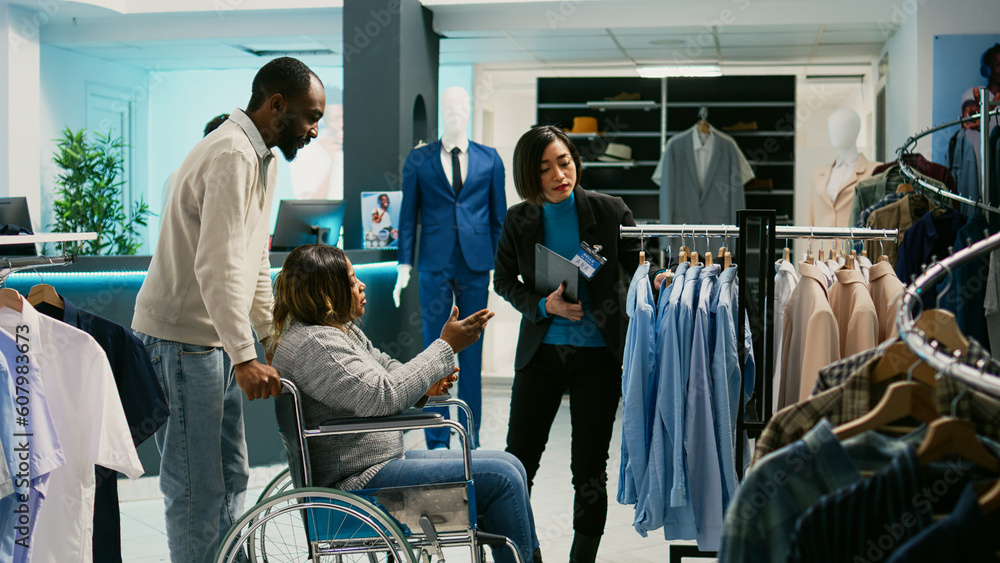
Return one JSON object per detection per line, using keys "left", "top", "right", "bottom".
{"left": 398, "top": 140, "right": 506, "bottom": 272}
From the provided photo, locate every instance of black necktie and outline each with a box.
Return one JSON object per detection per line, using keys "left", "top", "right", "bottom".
{"left": 451, "top": 146, "right": 463, "bottom": 197}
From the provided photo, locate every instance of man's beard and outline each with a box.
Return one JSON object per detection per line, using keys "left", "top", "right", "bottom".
{"left": 276, "top": 126, "right": 305, "bottom": 161}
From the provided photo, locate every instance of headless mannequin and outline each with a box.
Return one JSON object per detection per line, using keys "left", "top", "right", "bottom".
{"left": 393, "top": 86, "right": 506, "bottom": 449}
{"left": 809, "top": 108, "right": 876, "bottom": 228}
{"left": 393, "top": 86, "right": 472, "bottom": 302}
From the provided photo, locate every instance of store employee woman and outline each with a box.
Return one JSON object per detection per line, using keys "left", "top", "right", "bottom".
{"left": 494, "top": 125, "right": 666, "bottom": 563}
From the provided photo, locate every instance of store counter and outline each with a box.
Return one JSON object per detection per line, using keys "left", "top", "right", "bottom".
{"left": 5, "top": 249, "right": 423, "bottom": 475}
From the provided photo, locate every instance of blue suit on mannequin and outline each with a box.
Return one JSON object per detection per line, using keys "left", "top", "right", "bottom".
{"left": 395, "top": 87, "right": 507, "bottom": 449}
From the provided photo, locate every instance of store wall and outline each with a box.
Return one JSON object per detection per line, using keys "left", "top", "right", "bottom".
{"left": 882, "top": 0, "right": 1000, "bottom": 156}
{"left": 39, "top": 45, "right": 150, "bottom": 242}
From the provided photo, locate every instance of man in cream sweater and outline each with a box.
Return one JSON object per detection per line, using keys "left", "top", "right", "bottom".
{"left": 132, "top": 57, "right": 325, "bottom": 563}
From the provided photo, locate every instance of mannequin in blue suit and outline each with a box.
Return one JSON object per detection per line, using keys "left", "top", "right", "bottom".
{"left": 394, "top": 87, "right": 507, "bottom": 449}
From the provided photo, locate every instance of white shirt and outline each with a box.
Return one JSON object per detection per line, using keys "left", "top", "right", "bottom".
{"left": 773, "top": 259, "right": 800, "bottom": 414}
{"left": 692, "top": 129, "right": 715, "bottom": 190}
{"left": 825, "top": 154, "right": 859, "bottom": 203}
{"left": 441, "top": 137, "right": 469, "bottom": 188}
{"left": 1, "top": 299, "right": 143, "bottom": 563}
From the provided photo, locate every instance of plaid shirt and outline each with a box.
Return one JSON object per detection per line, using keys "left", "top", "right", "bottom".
{"left": 753, "top": 340, "right": 1000, "bottom": 463}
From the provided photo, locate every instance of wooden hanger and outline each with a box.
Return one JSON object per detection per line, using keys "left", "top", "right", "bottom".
{"left": 833, "top": 380, "right": 940, "bottom": 440}
{"left": 917, "top": 416, "right": 1000, "bottom": 472}
{"left": 27, "top": 283, "right": 63, "bottom": 310}
{"left": 0, "top": 288, "right": 22, "bottom": 313}
{"left": 696, "top": 106, "right": 711, "bottom": 135}
{"left": 870, "top": 341, "right": 939, "bottom": 387}
{"left": 718, "top": 246, "right": 727, "bottom": 259}
{"left": 783, "top": 247, "right": 790, "bottom": 263}
{"left": 980, "top": 478, "right": 1000, "bottom": 514}
{"left": 724, "top": 250, "right": 732, "bottom": 269}
{"left": 678, "top": 245, "right": 689, "bottom": 264}
{"left": 845, "top": 253, "right": 855, "bottom": 270}
{"left": 704, "top": 249, "right": 713, "bottom": 267}
{"left": 914, "top": 309, "right": 970, "bottom": 356}
{"left": 689, "top": 250, "right": 700, "bottom": 267}
{"left": 896, "top": 182, "right": 915, "bottom": 194}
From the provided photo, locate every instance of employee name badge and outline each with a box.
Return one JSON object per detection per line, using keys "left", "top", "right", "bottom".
{"left": 571, "top": 241, "right": 607, "bottom": 279}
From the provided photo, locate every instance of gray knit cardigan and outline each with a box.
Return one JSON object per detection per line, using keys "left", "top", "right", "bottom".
{"left": 272, "top": 320, "right": 456, "bottom": 490}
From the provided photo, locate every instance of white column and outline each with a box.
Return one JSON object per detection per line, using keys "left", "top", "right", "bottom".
{"left": 0, "top": 4, "right": 41, "bottom": 231}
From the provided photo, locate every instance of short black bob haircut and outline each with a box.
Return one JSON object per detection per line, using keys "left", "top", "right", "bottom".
{"left": 512, "top": 125, "right": 582, "bottom": 206}
{"left": 246, "top": 57, "right": 322, "bottom": 113}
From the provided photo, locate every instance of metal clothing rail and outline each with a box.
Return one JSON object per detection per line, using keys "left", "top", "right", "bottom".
{"left": 0, "top": 254, "right": 78, "bottom": 284}
{"left": 897, "top": 230, "right": 1000, "bottom": 398}
{"left": 620, "top": 224, "right": 898, "bottom": 240}
{"left": 897, "top": 86, "right": 1000, "bottom": 216}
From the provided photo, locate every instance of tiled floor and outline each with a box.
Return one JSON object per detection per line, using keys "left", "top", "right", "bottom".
{"left": 119, "top": 379, "right": 715, "bottom": 562}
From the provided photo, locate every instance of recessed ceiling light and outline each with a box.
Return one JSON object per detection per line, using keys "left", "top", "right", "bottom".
{"left": 239, "top": 47, "right": 336, "bottom": 57}
{"left": 636, "top": 65, "right": 722, "bottom": 78}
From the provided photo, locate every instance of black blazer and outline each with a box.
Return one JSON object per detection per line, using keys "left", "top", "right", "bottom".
{"left": 493, "top": 187, "right": 656, "bottom": 371}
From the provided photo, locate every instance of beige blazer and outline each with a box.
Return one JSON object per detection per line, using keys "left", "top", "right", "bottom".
{"left": 829, "top": 268, "right": 879, "bottom": 357}
{"left": 868, "top": 260, "right": 905, "bottom": 343}
{"left": 778, "top": 261, "right": 841, "bottom": 409}
{"left": 808, "top": 154, "right": 880, "bottom": 228}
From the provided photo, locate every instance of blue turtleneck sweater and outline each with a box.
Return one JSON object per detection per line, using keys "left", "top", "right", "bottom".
{"left": 538, "top": 191, "right": 606, "bottom": 347}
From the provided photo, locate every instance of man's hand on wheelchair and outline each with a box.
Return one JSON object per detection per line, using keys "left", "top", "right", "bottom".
{"left": 235, "top": 359, "right": 282, "bottom": 400}
{"left": 425, "top": 368, "right": 459, "bottom": 397}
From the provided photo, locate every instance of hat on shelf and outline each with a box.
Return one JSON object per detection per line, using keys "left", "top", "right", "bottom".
{"left": 604, "top": 91, "right": 642, "bottom": 102}
{"left": 565, "top": 116, "right": 600, "bottom": 134}
{"left": 597, "top": 142, "right": 634, "bottom": 162}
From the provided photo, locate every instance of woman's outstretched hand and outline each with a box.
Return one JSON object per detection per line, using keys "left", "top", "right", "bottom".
{"left": 440, "top": 306, "right": 494, "bottom": 353}
{"left": 545, "top": 282, "right": 584, "bottom": 321}
{"left": 426, "top": 367, "right": 460, "bottom": 396}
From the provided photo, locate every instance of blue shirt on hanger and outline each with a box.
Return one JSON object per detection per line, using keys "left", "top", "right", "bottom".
{"left": 671, "top": 264, "right": 703, "bottom": 506}
{"left": 617, "top": 262, "right": 655, "bottom": 506}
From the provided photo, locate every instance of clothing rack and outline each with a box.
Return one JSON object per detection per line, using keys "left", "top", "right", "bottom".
{"left": 0, "top": 232, "right": 98, "bottom": 281}
{"left": 896, "top": 86, "right": 1000, "bottom": 215}
{"left": 620, "top": 215, "right": 898, "bottom": 561}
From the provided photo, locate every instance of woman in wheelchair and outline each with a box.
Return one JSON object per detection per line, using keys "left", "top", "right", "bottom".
{"left": 269, "top": 244, "right": 541, "bottom": 563}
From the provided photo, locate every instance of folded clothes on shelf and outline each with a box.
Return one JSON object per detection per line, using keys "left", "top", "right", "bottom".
{"left": 745, "top": 177, "right": 773, "bottom": 190}
{"left": 721, "top": 120, "right": 758, "bottom": 132}
{"left": 603, "top": 91, "right": 641, "bottom": 101}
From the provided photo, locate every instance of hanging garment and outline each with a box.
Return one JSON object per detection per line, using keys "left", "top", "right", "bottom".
{"left": 713, "top": 266, "right": 755, "bottom": 498}
{"left": 685, "top": 264, "right": 723, "bottom": 550}
{"left": 618, "top": 262, "right": 656, "bottom": 506}
{"left": 947, "top": 128, "right": 982, "bottom": 216}
{"left": 828, "top": 268, "right": 879, "bottom": 357}
{"left": 787, "top": 444, "right": 1000, "bottom": 563}
{"left": 952, "top": 214, "right": 992, "bottom": 350}
{"left": 34, "top": 297, "right": 168, "bottom": 563}
{"left": 652, "top": 125, "right": 754, "bottom": 187}
{"left": 867, "top": 260, "right": 906, "bottom": 344}
{"left": 850, "top": 157, "right": 957, "bottom": 230}
{"left": 989, "top": 124, "right": 1000, "bottom": 233}
{"left": 856, "top": 190, "right": 908, "bottom": 233}
{"left": 669, "top": 264, "right": 704, "bottom": 505}
{"left": 777, "top": 261, "right": 840, "bottom": 408}
{"left": 653, "top": 127, "right": 745, "bottom": 226}
{"left": 884, "top": 483, "right": 998, "bottom": 563}
{"left": 0, "top": 300, "right": 143, "bottom": 563}
{"left": 865, "top": 193, "right": 938, "bottom": 267}
{"left": 809, "top": 154, "right": 880, "bottom": 228}
{"left": 756, "top": 343, "right": 1000, "bottom": 462}
{"left": 0, "top": 326, "right": 65, "bottom": 563}
{"left": 772, "top": 259, "right": 800, "bottom": 414}
{"left": 988, "top": 249, "right": 1000, "bottom": 353}
{"left": 634, "top": 262, "right": 697, "bottom": 539}
{"left": 719, "top": 419, "right": 915, "bottom": 563}
{"left": 857, "top": 253, "right": 873, "bottom": 284}
{"left": 895, "top": 207, "right": 965, "bottom": 308}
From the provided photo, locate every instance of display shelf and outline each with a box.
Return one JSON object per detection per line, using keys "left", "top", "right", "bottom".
{"left": 668, "top": 101, "right": 795, "bottom": 108}
{"left": 665, "top": 130, "right": 795, "bottom": 137}
{"left": 746, "top": 190, "right": 795, "bottom": 196}
{"left": 581, "top": 160, "right": 658, "bottom": 169}
{"left": 0, "top": 232, "right": 97, "bottom": 245}
{"left": 566, "top": 132, "right": 661, "bottom": 139}
{"left": 586, "top": 100, "right": 660, "bottom": 111}
{"left": 747, "top": 160, "right": 795, "bottom": 166}
{"left": 600, "top": 189, "right": 658, "bottom": 196}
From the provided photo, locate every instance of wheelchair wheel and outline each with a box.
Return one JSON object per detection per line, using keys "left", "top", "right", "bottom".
{"left": 217, "top": 488, "right": 416, "bottom": 563}
{"left": 256, "top": 468, "right": 294, "bottom": 504}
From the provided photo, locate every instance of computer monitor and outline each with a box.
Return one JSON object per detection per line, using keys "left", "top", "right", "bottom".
{"left": 0, "top": 197, "right": 35, "bottom": 256}
{"left": 271, "top": 199, "right": 346, "bottom": 251}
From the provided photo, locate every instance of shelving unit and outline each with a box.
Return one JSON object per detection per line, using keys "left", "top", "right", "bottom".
{"left": 536, "top": 75, "right": 797, "bottom": 224}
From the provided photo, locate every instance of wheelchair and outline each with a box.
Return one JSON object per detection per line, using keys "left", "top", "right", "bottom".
{"left": 215, "top": 378, "right": 525, "bottom": 563}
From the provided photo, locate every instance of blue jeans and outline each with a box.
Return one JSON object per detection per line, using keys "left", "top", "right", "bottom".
{"left": 365, "top": 450, "right": 538, "bottom": 563}
{"left": 136, "top": 332, "right": 249, "bottom": 563}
